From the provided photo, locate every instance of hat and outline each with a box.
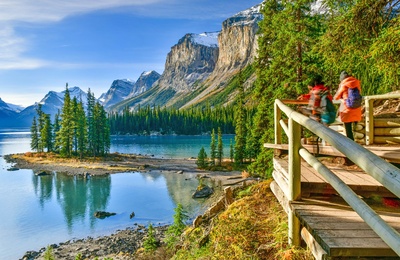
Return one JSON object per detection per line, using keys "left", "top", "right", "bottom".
{"left": 340, "top": 71, "right": 349, "bottom": 81}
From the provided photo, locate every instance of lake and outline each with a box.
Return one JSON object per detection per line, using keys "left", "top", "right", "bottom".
{"left": 0, "top": 129, "right": 235, "bottom": 259}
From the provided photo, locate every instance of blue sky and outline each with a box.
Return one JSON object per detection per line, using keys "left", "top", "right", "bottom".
{"left": 0, "top": 0, "right": 262, "bottom": 107}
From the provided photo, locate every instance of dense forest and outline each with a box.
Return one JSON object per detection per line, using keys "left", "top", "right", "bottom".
{"left": 109, "top": 105, "right": 255, "bottom": 136}
{"left": 248, "top": 0, "right": 400, "bottom": 176}
{"left": 31, "top": 86, "right": 110, "bottom": 158}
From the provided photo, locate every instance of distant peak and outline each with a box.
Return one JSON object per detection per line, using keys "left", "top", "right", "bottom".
{"left": 140, "top": 70, "right": 160, "bottom": 77}
{"left": 224, "top": 4, "right": 263, "bottom": 27}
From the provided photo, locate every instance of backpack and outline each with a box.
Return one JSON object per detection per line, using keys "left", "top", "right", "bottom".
{"left": 320, "top": 95, "right": 336, "bottom": 124}
{"left": 346, "top": 87, "right": 362, "bottom": 108}
{"left": 308, "top": 88, "right": 336, "bottom": 124}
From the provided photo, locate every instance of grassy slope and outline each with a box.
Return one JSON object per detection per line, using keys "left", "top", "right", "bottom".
{"left": 172, "top": 181, "right": 313, "bottom": 260}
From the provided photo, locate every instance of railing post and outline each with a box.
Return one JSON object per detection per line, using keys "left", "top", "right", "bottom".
{"left": 275, "top": 101, "right": 282, "bottom": 145}
{"left": 365, "top": 97, "right": 374, "bottom": 145}
{"left": 288, "top": 117, "right": 301, "bottom": 246}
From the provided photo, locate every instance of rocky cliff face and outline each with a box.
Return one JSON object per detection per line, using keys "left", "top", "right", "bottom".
{"left": 128, "top": 71, "right": 161, "bottom": 98}
{"left": 157, "top": 32, "right": 219, "bottom": 93}
{"left": 111, "top": 3, "right": 262, "bottom": 112}
{"left": 214, "top": 5, "right": 261, "bottom": 76}
{"left": 181, "top": 4, "right": 262, "bottom": 108}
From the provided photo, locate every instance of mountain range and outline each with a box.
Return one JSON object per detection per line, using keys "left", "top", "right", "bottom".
{"left": 0, "top": 3, "right": 262, "bottom": 127}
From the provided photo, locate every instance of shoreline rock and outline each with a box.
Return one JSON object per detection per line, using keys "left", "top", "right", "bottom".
{"left": 22, "top": 225, "right": 168, "bottom": 260}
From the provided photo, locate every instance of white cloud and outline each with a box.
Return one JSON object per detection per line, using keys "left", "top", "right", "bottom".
{"left": 0, "top": 0, "right": 166, "bottom": 70}
{"left": 0, "top": 0, "right": 164, "bottom": 23}
{"left": 0, "top": 26, "right": 26, "bottom": 59}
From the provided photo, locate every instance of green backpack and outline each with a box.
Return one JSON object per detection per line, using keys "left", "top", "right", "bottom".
{"left": 320, "top": 92, "right": 336, "bottom": 124}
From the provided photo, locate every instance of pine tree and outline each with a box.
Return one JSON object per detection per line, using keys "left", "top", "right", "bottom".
{"left": 143, "top": 223, "right": 158, "bottom": 252}
{"left": 41, "top": 114, "right": 53, "bottom": 152}
{"left": 196, "top": 147, "right": 208, "bottom": 169}
{"left": 165, "top": 204, "right": 186, "bottom": 249}
{"left": 249, "top": 0, "right": 323, "bottom": 176}
{"left": 86, "top": 89, "right": 96, "bottom": 156}
{"left": 53, "top": 111, "right": 61, "bottom": 153}
{"left": 234, "top": 73, "right": 246, "bottom": 165}
{"left": 229, "top": 139, "right": 234, "bottom": 162}
{"left": 210, "top": 128, "right": 216, "bottom": 167}
{"left": 58, "top": 84, "right": 73, "bottom": 157}
{"left": 217, "top": 127, "right": 223, "bottom": 166}
{"left": 76, "top": 100, "right": 87, "bottom": 159}
{"left": 30, "top": 116, "right": 39, "bottom": 152}
{"left": 36, "top": 104, "right": 45, "bottom": 152}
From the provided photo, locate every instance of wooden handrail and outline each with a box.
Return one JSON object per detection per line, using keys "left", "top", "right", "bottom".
{"left": 274, "top": 98, "right": 400, "bottom": 256}
{"left": 364, "top": 93, "right": 400, "bottom": 145}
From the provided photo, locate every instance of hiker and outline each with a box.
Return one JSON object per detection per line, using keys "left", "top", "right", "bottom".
{"left": 334, "top": 71, "right": 362, "bottom": 141}
{"left": 298, "top": 75, "right": 334, "bottom": 125}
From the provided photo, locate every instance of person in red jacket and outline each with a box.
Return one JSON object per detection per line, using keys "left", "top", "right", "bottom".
{"left": 298, "top": 75, "right": 332, "bottom": 123}
{"left": 334, "top": 71, "right": 362, "bottom": 141}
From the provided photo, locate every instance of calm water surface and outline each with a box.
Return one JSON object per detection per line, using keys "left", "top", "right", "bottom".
{"left": 0, "top": 129, "right": 235, "bottom": 259}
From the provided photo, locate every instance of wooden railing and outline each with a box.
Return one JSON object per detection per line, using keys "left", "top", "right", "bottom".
{"left": 364, "top": 93, "right": 400, "bottom": 145}
{"left": 274, "top": 98, "right": 400, "bottom": 256}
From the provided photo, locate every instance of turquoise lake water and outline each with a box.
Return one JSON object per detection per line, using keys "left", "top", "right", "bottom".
{"left": 0, "top": 129, "right": 235, "bottom": 259}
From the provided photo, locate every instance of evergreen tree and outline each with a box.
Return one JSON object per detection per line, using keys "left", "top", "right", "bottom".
{"left": 230, "top": 139, "right": 234, "bottom": 162}
{"left": 315, "top": 0, "right": 400, "bottom": 94}
{"left": 92, "top": 102, "right": 110, "bottom": 156}
{"left": 196, "top": 147, "right": 208, "bottom": 169}
{"left": 36, "top": 104, "right": 45, "bottom": 152}
{"left": 210, "top": 129, "right": 216, "bottom": 167}
{"left": 53, "top": 111, "right": 61, "bottom": 153}
{"left": 245, "top": 117, "right": 258, "bottom": 163}
{"left": 234, "top": 74, "right": 246, "bottom": 165}
{"left": 86, "top": 89, "right": 96, "bottom": 155}
{"left": 30, "top": 116, "right": 39, "bottom": 152}
{"left": 217, "top": 127, "right": 223, "bottom": 166}
{"left": 143, "top": 223, "right": 158, "bottom": 252}
{"left": 76, "top": 99, "right": 87, "bottom": 159}
{"left": 249, "top": 0, "right": 323, "bottom": 176}
{"left": 165, "top": 204, "right": 187, "bottom": 249}
{"left": 71, "top": 97, "right": 79, "bottom": 154}
{"left": 58, "top": 84, "right": 73, "bottom": 157}
{"left": 41, "top": 114, "right": 53, "bottom": 152}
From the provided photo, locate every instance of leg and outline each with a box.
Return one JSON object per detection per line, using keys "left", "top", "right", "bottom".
{"left": 344, "top": 122, "right": 355, "bottom": 166}
{"left": 344, "top": 122, "right": 354, "bottom": 141}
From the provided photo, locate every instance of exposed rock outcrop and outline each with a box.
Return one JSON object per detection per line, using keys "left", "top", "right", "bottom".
{"left": 157, "top": 32, "right": 219, "bottom": 93}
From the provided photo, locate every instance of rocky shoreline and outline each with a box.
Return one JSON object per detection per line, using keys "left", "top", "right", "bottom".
{"left": 22, "top": 225, "right": 168, "bottom": 260}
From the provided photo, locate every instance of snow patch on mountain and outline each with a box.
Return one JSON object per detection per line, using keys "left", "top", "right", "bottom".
{"left": 191, "top": 32, "right": 219, "bottom": 47}
{"left": 224, "top": 4, "right": 263, "bottom": 27}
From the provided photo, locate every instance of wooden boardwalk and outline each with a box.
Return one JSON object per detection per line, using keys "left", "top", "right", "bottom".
{"left": 271, "top": 156, "right": 400, "bottom": 259}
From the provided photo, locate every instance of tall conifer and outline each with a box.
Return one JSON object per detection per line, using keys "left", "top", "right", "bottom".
{"left": 234, "top": 73, "right": 246, "bottom": 165}
{"left": 210, "top": 128, "right": 216, "bottom": 166}
{"left": 217, "top": 127, "right": 223, "bottom": 166}
{"left": 30, "top": 116, "right": 39, "bottom": 152}
{"left": 58, "top": 84, "right": 73, "bottom": 157}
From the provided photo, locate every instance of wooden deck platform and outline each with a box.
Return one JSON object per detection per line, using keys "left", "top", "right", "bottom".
{"left": 271, "top": 157, "right": 400, "bottom": 259}
{"left": 273, "top": 157, "right": 395, "bottom": 198}
{"left": 265, "top": 143, "right": 400, "bottom": 164}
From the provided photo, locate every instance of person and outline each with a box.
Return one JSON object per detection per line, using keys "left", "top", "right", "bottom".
{"left": 334, "top": 71, "right": 362, "bottom": 141}
{"left": 298, "top": 75, "right": 333, "bottom": 123}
